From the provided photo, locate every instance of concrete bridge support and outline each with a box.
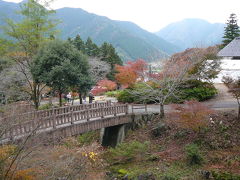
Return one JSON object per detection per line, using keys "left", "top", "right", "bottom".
{"left": 100, "top": 113, "right": 157, "bottom": 147}
{"left": 101, "top": 124, "right": 126, "bottom": 147}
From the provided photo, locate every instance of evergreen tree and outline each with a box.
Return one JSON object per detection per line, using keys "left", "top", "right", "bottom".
{"left": 32, "top": 40, "right": 91, "bottom": 106}
{"left": 222, "top": 13, "right": 240, "bottom": 47}
{"left": 85, "top": 37, "right": 99, "bottom": 56}
{"left": 73, "top": 34, "right": 86, "bottom": 54}
{"left": 100, "top": 42, "right": 123, "bottom": 80}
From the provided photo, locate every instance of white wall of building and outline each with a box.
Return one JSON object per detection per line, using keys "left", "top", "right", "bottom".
{"left": 213, "top": 59, "right": 240, "bottom": 83}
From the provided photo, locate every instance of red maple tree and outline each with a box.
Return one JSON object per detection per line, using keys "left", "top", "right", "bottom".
{"left": 115, "top": 59, "right": 147, "bottom": 88}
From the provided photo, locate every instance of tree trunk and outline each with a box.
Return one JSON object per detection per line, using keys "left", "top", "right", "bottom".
{"left": 237, "top": 99, "right": 240, "bottom": 120}
{"left": 159, "top": 103, "right": 165, "bottom": 118}
{"left": 238, "top": 105, "right": 240, "bottom": 120}
{"left": 72, "top": 97, "right": 74, "bottom": 105}
{"left": 59, "top": 92, "right": 62, "bottom": 107}
{"left": 32, "top": 83, "right": 40, "bottom": 110}
{"left": 79, "top": 93, "right": 82, "bottom": 104}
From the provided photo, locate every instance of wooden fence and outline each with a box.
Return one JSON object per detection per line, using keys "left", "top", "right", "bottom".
{"left": 2, "top": 103, "right": 128, "bottom": 140}
{"left": 1, "top": 101, "right": 112, "bottom": 123}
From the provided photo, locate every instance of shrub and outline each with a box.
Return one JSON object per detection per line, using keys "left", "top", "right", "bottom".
{"left": 117, "top": 89, "right": 135, "bottom": 103}
{"left": 117, "top": 83, "right": 156, "bottom": 104}
{"left": 117, "top": 169, "right": 129, "bottom": 177}
{"left": 182, "top": 86, "right": 217, "bottom": 101}
{"left": 171, "top": 100, "right": 213, "bottom": 132}
{"left": 0, "top": 145, "right": 35, "bottom": 180}
{"left": 105, "top": 90, "right": 122, "bottom": 97}
{"left": 38, "top": 103, "right": 52, "bottom": 110}
{"left": 211, "top": 171, "right": 240, "bottom": 180}
{"left": 180, "top": 80, "right": 217, "bottom": 102}
{"left": 185, "top": 144, "right": 203, "bottom": 165}
{"left": 105, "top": 141, "right": 149, "bottom": 164}
{"left": 117, "top": 80, "right": 217, "bottom": 104}
{"left": 161, "top": 175, "right": 178, "bottom": 180}
{"left": 78, "top": 131, "right": 99, "bottom": 145}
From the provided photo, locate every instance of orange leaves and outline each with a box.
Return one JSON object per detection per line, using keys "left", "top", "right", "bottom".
{"left": 171, "top": 100, "right": 213, "bottom": 132}
{"left": 0, "top": 145, "right": 35, "bottom": 180}
{"left": 91, "top": 79, "right": 117, "bottom": 95}
{"left": 97, "top": 79, "right": 117, "bottom": 91}
{"left": 91, "top": 86, "right": 107, "bottom": 96}
{"left": 126, "top": 59, "right": 147, "bottom": 76}
{"left": 115, "top": 65, "right": 138, "bottom": 88}
{"left": 0, "top": 145, "right": 16, "bottom": 160}
{"left": 115, "top": 59, "right": 147, "bottom": 88}
{"left": 13, "top": 169, "right": 35, "bottom": 180}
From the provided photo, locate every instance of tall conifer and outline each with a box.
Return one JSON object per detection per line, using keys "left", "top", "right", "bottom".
{"left": 222, "top": 13, "right": 240, "bottom": 47}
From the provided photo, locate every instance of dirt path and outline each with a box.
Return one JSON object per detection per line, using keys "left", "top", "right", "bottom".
{"left": 208, "top": 83, "right": 235, "bottom": 102}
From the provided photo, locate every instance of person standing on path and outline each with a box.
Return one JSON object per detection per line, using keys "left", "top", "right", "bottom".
{"left": 67, "top": 92, "right": 72, "bottom": 103}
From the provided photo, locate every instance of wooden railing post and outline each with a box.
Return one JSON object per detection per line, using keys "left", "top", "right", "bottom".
{"left": 53, "top": 113, "right": 56, "bottom": 129}
{"left": 86, "top": 109, "right": 90, "bottom": 121}
{"left": 114, "top": 103, "right": 117, "bottom": 116}
{"left": 126, "top": 104, "right": 129, "bottom": 114}
{"left": 101, "top": 107, "right": 104, "bottom": 118}
{"left": 145, "top": 104, "right": 147, "bottom": 113}
{"left": 71, "top": 110, "right": 74, "bottom": 124}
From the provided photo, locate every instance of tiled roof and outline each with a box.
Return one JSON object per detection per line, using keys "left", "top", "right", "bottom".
{"left": 218, "top": 37, "right": 240, "bottom": 57}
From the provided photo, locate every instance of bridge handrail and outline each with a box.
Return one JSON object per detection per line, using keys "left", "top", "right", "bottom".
{"left": 1, "top": 103, "right": 128, "bottom": 140}
{"left": 0, "top": 101, "right": 112, "bottom": 123}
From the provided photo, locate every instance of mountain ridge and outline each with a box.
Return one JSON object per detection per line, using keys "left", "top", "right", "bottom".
{"left": 155, "top": 18, "right": 225, "bottom": 50}
{"left": 0, "top": 1, "right": 180, "bottom": 62}
{"left": 56, "top": 7, "right": 180, "bottom": 61}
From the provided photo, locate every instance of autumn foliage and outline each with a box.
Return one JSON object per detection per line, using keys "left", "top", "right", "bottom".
{"left": 91, "top": 86, "right": 107, "bottom": 96}
{"left": 222, "top": 76, "right": 240, "bottom": 119}
{"left": 97, "top": 79, "right": 117, "bottom": 91}
{"left": 115, "top": 59, "right": 147, "bottom": 88}
{"left": 0, "top": 145, "right": 35, "bottom": 180}
{"left": 171, "top": 100, "right": 213, "bottom": 132}
{"left": 91, "top": 79, "right": 117, "bottom": 96}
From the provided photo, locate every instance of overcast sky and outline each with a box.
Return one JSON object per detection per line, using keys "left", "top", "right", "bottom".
{"left": 4, "top": 0, "right": 240, "bottom": 32}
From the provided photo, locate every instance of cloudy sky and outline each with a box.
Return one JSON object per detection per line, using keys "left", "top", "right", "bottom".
{"left": 4, "top": 0, "right": 240, "bottom": 32}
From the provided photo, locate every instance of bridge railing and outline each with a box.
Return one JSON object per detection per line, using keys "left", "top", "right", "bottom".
{"left": 2, "top": 103, "right": 128, "bottom": 140}
{"left": 0, "top": 101, "right": 112, "bottom": 124}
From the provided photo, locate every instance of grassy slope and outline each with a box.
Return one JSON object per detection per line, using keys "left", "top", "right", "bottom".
{"left": 103, "top": 110, "right": 240, "bottom": 179}
{"left": 12, "top": 110, "right": 240, "bottom": 179}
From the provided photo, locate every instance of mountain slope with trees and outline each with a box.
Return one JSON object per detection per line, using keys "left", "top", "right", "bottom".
{"left": 156, "top": 18, "right": 225, "bottom": 51}
{"left": 55, "top": 7, "right": 180, "bottom": 61}
{"left": 0, "top": 0, "right": 180, "bottom": 62}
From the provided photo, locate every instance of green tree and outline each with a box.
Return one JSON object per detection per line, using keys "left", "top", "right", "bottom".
{"left": 2, "top": 0, "right": 58, "bottom": 109}
{"left": 222, "top": 13, "right": 240, "bottom": 47}
{"left": 32, "top": 40, "right": 91, "bottom": 106}
{"left": 85, "top": 37, "right": 99, "bottom": 57}
{"left": 74, "top": 76, "right": 93, "bottom": 104}
{"left": 72, "top": 34, "right": 86, "bottom": 54}
{"left": 100, "top": 42, "right": 122, "bottom": 80}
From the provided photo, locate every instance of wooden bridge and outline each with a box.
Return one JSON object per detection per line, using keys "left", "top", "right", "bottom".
{"left": 1, "top": 101, "right": 144, "bottom": 144}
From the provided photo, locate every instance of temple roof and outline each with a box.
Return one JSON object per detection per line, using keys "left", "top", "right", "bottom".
{"left": 218, "top": 37, "right": 240, "bottom": 57}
